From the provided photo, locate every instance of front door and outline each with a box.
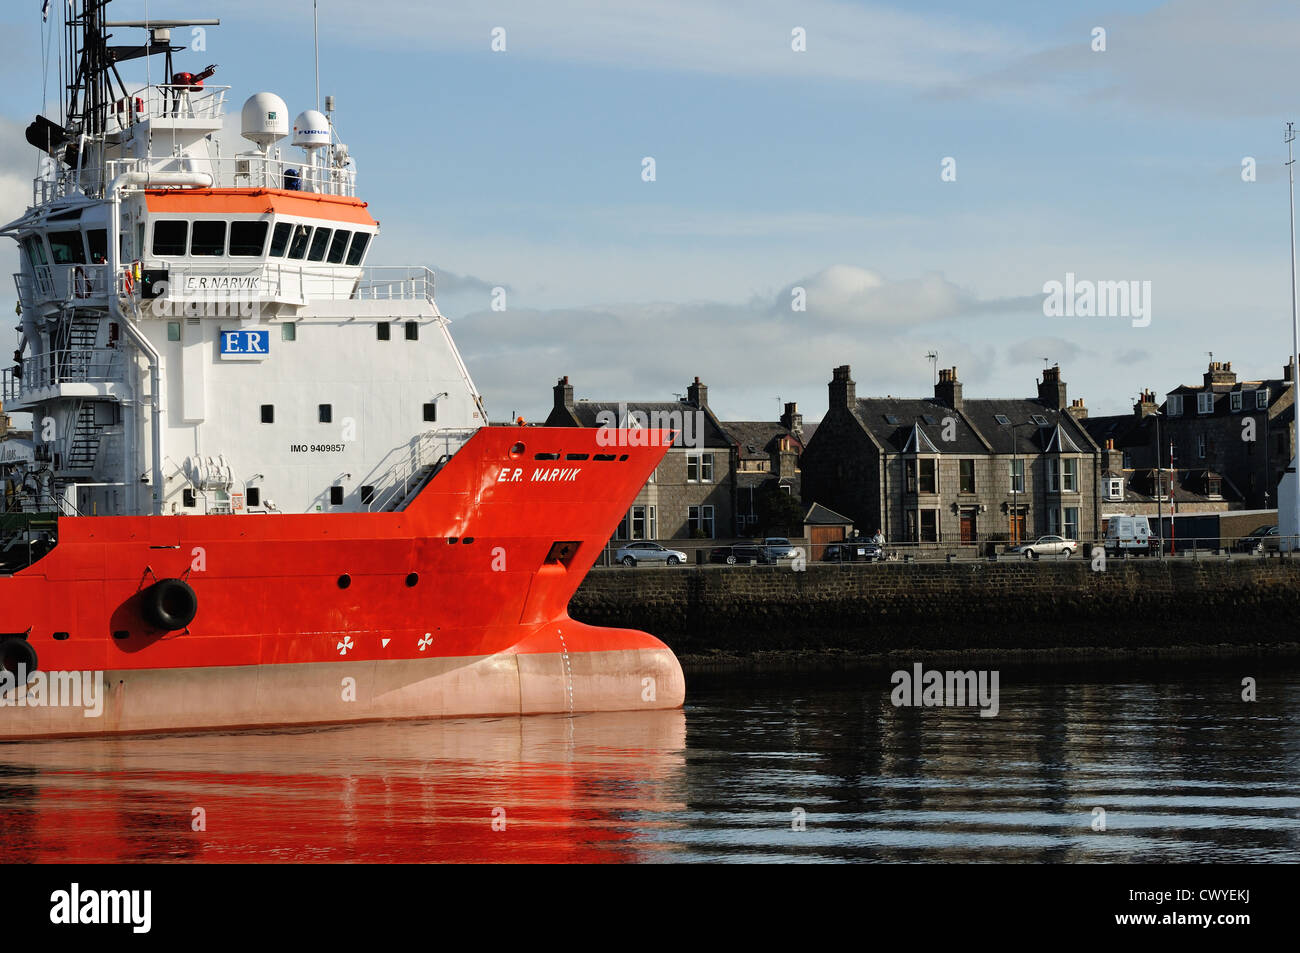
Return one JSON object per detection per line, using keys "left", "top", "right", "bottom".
{"left": 960, "top": 511, "right": 976, "bottom": 543}
{"left": 1009, "top": 512, "right": 1025, "bottom": 543}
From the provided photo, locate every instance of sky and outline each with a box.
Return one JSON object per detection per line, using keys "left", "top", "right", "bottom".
{"left": 2, "top": 0, "right": 1300, "bottom": 424}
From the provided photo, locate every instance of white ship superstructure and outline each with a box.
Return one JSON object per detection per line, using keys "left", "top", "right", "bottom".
{"left": 2, "top": 10, "right": 484, "bottom": 519}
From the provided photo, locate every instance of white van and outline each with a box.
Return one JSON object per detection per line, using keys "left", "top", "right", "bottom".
{"left": 1104, "top": 515, "right": 1152, "bottom": 555}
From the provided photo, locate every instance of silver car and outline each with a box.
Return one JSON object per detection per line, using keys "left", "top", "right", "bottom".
{"left": 1008, "top": 535, "right": 1077, "bottom": 558}
{"left": 762, "top": 537, "right": 800, "bottom": 561}
{"left": 615, "top": 541, "right": 689, "bottom": 567}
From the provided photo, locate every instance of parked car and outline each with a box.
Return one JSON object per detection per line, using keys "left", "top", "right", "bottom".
{"left": 823, "top": 540, "right": 883, "bottom": 562}
{"left": 615, "top": 541, "right": 688, "bottom": 567}
{"left": 761, "top": 537, "right": 800, "bottom": 561}
{"left": 709, "top": 543, "right": 772, "bottom": 565}
{"left": 1007, "top": 535, "right": 1077, "bottom": 558}
{"left": 1237, "top": 524, "right": 1278, "bottom": 553}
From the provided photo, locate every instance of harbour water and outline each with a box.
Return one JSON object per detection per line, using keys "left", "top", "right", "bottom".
{"left": 1, "top": 659, "right": 1297, "bottom": 863}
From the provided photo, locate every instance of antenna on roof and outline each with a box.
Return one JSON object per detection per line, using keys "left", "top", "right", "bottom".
{"left": 926, "top": 351, "right": 938, "bottom": 386}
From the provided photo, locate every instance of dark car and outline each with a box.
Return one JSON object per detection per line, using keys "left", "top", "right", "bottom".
{"left": 1236, "top": 524, "right": 1278, "bottom": 553}
{"left": 823, "top": 540, "right": 883, "bottom": 562}
{"left": 709, "top": 543, "right": 772, "bottom": 565}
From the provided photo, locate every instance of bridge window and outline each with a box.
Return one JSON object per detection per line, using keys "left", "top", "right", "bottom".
{"left": 307, "top": 227, "right": 332, "bottom": 262}
{"left": 191, "top": 220, "right": 226, "bottom": 256}
{"left": 345, "top": 232, "right": 370, "bottom": 266}
{"left": 229, "top": 221, "right": 269, "bottom": 256}
{"left": 152, "top": 221, "right": 188, "bottom": 256}
{"left": 377, "top": 322, "right": 391, "bottom": 341}
{"left": 327, "top": 230, "right": 351, "bottom": 264}
{"left": 268, "top": 222, "right": 292, "bottom": 257}
{"left": 405, "top": 321, "right": 418, "bottom": 340}
{"left": 48, "top": 230, "right": 86, "bottom": 264}
{"left": 287, "top": 224, "right": 313, "bottom": 259}
{"left": 87, "top": 229, "right": 107, "bottom": 262}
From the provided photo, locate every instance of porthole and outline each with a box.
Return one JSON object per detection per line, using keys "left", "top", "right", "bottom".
{"left": 509, "top": 442, "right": 525, "bottom": 458}
{"left": 337, "top": 574, "right": 351, "bottom": 589}
{"left": 405, "top": 572, "right": 419, "bottom": 587}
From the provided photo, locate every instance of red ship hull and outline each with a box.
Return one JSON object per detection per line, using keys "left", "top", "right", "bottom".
{"left": 0, "top": 427, "right": 684, "bottom": 738}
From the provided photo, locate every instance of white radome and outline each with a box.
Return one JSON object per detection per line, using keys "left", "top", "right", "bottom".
{"left": 293, "top": 109, "right": 331, "bottom": 149}
{"left": 240, "top": 92, "right": 289, "bottom": 150}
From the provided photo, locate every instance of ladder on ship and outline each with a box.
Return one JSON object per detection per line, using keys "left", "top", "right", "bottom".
{"left": 66, "top": 403, "right": 101, "bottom": 470}
{"left": 57, "top": 313, "right": 99, "bottom": 383}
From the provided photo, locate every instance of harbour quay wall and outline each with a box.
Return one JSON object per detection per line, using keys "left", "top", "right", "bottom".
{"left": 568, "top": 559, "right": 1300, "bottom": 653}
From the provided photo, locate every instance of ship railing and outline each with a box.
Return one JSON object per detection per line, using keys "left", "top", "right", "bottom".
{"left": 354, "top": 267, "right": 436, "bottom": 302}
{"left": 103, "top": 150, "right": 356, "bottom": 197}
{"left": 366, "top": 428, "right": 477, "bottom": 512}
{"left": 13, "top": 265, "right": 111, "bottom": 309}
{"left": 90, "top": 85, "right": 230, "bottom": 130}
{"left": 10, "top": 347, "right": 126, "bottom": 393}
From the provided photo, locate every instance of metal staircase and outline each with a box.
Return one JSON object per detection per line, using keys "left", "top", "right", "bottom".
{"left": 66, "top": 404, "right": 102, "bottom": 470}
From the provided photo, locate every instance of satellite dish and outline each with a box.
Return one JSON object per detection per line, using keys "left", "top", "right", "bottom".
{"left": 240, "top": 93, "right": 289, "bottom": 152}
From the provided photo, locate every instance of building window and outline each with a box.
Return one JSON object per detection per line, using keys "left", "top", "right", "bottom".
{"left": 960, "top": 459, "right": 975, "bottom": 494}
{"left": 918, "top": 458, "right": 937, "bottom": 494}
{"left": 687, "top": 453, "right": 714, "bottom": 483}
{"left": 260, "top": 404, "right": 274, "bottom": 423}
{"left": 377, "top": 322, "right": 391, "bottom": 341}
{"left": 1230, "top": 392, "right": 1242, "bottom": 412}
{"left": 423, "top": 402, "right": 437, "bottom": 422}
{"left": 330, "top": 486, "right": 344, "bottom": 506}
{"left": 1197, "top": 392, "right": 1214, "bottom": 415}
{"left": 1207, "top": 475, "right": 1222, "bottom": 498}
{"left": 1061, "top": 458, "right": 1078, "bottom": 492}
{"left": 905, "top": 458, "right": 916, "bottom": 493}
{"left": 1106, "top": 477, "right": 1124, "bottom": 500}
{"left": 1122, "top": 451, "right": 1132, "bottom": 468}
{"left": 1009, "top": 458, "right": 1025, "bottom": 493}
{"left": 919, "top": 509, "right": 938, "bottom": 542}
{"left": 688, "top": 505, "right": 715, "bottom": 538}
{"left": 629, "top": 504, "right": 657, "bottom": 540}
{"left": 1197, "top": 434, "right": 1206, "bottom": 458}
{"left": 405, "top": 321, "right": 419, "bottom": 340}
{"left": 1046, "top": 458, "right": 1059, "bottom": 491}
{"left": 1257, "top": 388, "right": 1269, "bottom": 409}
{"left": 246, "top": 487, "right": 261, "bottom": 507}
{"left": 1064, "top": 507, "right": 1080, "bottom": 540}
{"left": 1047, "top": 508, "right": 1060, "bottom": 535}
{"left": 319, "top": 404, "right": 332, "bottom": 423}
{"left": 281, "top": 322, "right": 296, "bottom": 341}
{"left": 1167, "top": 394, "right": 1183, "bottom": 416}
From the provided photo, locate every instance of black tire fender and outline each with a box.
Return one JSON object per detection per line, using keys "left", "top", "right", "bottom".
{"left": 142, "top": 578, "right": 198, "bottom": 630}
{"left": 0, "top": 637, "right": 37, "bottom": 675}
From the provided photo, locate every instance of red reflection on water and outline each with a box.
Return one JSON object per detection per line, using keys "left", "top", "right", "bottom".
{"left": 0, "top": 711, "right": 687, "bottom": 863}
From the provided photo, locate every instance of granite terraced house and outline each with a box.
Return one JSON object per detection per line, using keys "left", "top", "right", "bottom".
{"left": 801, "top": 365, "right": 1102, "bottom": 546}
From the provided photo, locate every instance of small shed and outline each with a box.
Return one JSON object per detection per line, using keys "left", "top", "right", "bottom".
{"left": 803, "top": 503, "right": 854, "bottom": 560}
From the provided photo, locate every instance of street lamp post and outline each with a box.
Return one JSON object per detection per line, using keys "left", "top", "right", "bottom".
{"left": 1152, "top": 408, "right": 1165, "bottom": 558}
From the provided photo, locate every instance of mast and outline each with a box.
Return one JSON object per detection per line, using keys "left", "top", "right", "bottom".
{"left": 1287, "top": 122, "right": 1300, "bottom": 550}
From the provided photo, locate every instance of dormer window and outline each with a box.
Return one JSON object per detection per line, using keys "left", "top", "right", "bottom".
{"left": 1230, "top": 392, "right": 1243, "bottom": 412}
{"left": 1167, "top": 394, "right": 1183, "bottom": 416}
{"left": 1106, "top": 477, "right": 1124, "bottom": 500}
{"left": 1197, "top": 392, "right": 1214, "bottom": 415}
{"left": 1256, "top": 388, "right": 1269, "bottom": 409}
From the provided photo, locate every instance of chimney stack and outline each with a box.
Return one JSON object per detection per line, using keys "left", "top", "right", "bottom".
{"left": 553, "top": 375, "right": 574, "bottom": 414}
{"left": 686, "top": 375, "right": 709, "bottom": 410}
{"left": 780, "top": 401, "right": 803, "bottom": 436}
{"left": 1134, "top": 389, "right": 1158, "bottom": 418}
{"left": 934, "top": 366, "right": 963, "bottom": 411}
{"left": 829, "top": 365, "right": 856, "bottom": 411}
{"left": 1067, "top": 397, "right": 1088, "bottom": 420}
{"left": 1204, "top": 361, "right": 1237, "bottom": 387}
{"left": 1037, "top": 365, "right": 1066, "bottom": 410}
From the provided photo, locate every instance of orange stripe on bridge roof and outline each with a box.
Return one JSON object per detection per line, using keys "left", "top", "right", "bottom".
{"left": 144, "top": 188, "right": 378, "bottom": 227}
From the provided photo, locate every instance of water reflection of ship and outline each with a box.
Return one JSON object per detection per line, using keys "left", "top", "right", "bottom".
{"left": 0, "top": 710, "right": 686, "bottom": 863}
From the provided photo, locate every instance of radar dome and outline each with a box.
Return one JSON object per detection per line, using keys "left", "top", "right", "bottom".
{"left": 240, "top": 92, "right": 289, "bottom": 150}
{"left": 292, "top": 110, "right": 331, "bottom": 149}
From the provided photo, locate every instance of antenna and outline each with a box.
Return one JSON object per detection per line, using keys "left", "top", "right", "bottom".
{"left": 313, "top": 0, "right": 321, "bottom": 111}
{"left": 1287, "top": 121, "right": 1300, "bottom": 548}
{"left": 926, "top": 351, "right": 938, "bottom": 386}
{"left": 1042, "top": 357, "right": 1050, "bottom": 369}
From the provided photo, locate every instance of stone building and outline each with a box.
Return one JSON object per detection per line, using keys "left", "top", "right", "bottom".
{"left": 801, "top": 364, "right": 1102, "bottom": 546}
{"left": 723, "top": 402, "right": 808, "bottom": 534}
{"left": 1083, "top": 359, "right": 1295, "bottom": 510}
{"left": 545, "top": 375, "right": 736, "bottom": 540}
